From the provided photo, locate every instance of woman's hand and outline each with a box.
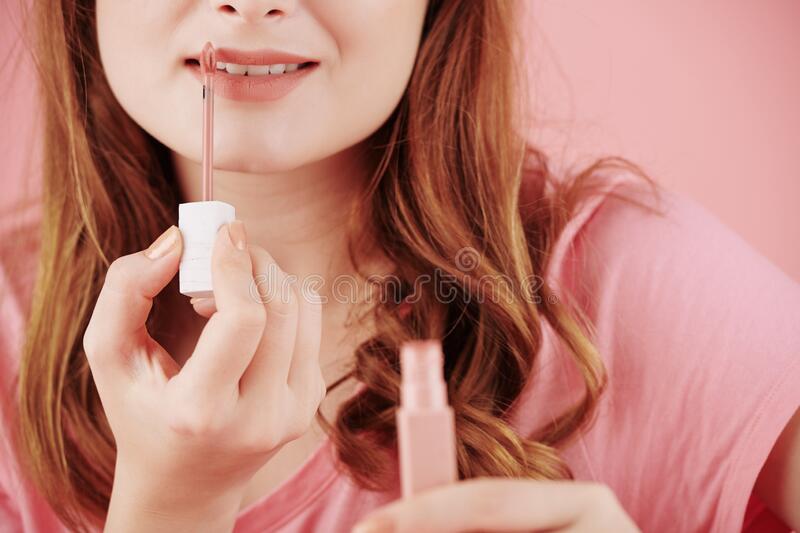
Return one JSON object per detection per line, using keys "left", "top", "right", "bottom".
{"left": 352, "top": 478, "right": 641, "bottom": 533}
{"left": 83, "top": 222, "right": 325, "bottom": 532}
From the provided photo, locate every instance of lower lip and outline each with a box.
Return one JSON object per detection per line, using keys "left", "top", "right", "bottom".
{"left": 187, "top": 62, "right": 318, "bottom": 102}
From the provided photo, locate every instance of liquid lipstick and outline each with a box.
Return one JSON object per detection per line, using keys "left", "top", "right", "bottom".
{"left": 396, "top": 339, "right": 458, "bottom": 498}
{"left": 201, "top": 41, "right": 215, "bottom": 202}
{"left": 178, "top": 42, "right": 236, "bottom": 298}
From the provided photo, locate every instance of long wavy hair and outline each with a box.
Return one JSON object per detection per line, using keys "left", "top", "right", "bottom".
{"left": 8, "top": 0, "right": 663, "bottom": 531}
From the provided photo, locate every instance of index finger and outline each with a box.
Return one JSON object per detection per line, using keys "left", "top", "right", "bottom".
{"left": 83, "top": 226, "right": 182, "bottom": 376}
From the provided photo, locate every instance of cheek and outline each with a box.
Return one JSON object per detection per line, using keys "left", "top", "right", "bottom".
{"left": 96, "top": 2, "right": 142, "bottom": 110}
{"left": 326, "top": 0, "right": 428, "bottom": 126}
{"left": 96, "top": 1, "right": 197, "bottom": 160}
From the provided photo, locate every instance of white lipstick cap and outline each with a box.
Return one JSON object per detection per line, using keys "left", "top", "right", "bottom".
{"left": 178, "top": 200, "right": 236, "bottom": 298}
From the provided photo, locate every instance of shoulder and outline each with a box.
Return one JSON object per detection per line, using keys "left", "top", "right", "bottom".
{"left": 0, "top": 201, "right": 52, "bottom": 530}
{"left": 0, "top": 201, "right": 41, "bottom": 445}
{"left": 0, "top": 202, "right": 40, "bottom": 386}
{"left": 523, "top": 169, "right": 800, "bottom": 531}
{"left": 564, "top": 170, "right": 800, "bottom": 360}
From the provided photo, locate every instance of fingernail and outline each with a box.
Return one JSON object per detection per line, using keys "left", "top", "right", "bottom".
{"left": 190, "top": 297, "right": 213, "bottom": 305}
{"left": 228, "top": 220, "right": 247, "bottom": 251}
{"left": 144, "top": 226, "right": 179, "bottom": 260}
{"left": 352, "top": 515, "right": 394, "bottom": 533}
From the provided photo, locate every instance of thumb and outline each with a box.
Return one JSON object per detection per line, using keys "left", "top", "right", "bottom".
{"left": 84, "top": 226, "right": 182, "bottom": 378}
{"left": 190, "top": 296, "right": 217, "bottom": 318}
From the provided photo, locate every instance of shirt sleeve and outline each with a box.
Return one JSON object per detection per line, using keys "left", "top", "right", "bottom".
{"left": 563, "top": 178, "right": 800, "bottom": 532}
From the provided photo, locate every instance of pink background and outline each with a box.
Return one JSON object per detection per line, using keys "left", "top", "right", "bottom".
{"left": 2, "top": 1, "right": 799, "bottom": 279}
{"left": 519, "top": 0, "right": 800, "bottom": 280}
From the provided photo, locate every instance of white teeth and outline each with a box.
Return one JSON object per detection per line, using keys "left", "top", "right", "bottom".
{"left": 247, "top": 65, "right": 269, "bottom": 76}
{"left": 215, "top": 62, "right": 304, "bottom": 76}
{"left": 225, "top": 63, "right": 248, "bottom": 75}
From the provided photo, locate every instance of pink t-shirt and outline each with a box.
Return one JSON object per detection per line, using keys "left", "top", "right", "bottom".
{"left": 1, "top": 170, "right": 798, "bottom": 532}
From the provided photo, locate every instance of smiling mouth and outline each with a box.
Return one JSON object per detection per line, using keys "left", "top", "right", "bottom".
{"left": 184, "top": 56, "right": 319, "bottom": 102}
{"left": 184, "top": 58, "right": 318, "bottom": 77}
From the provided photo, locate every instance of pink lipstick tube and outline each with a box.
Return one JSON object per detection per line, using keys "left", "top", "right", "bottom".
{"left": 396, "top": 339, "right": 458, "bottom": 499}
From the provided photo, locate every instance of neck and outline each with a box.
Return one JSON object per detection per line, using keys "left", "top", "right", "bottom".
{"left": 163, "top": 143, "right": 388, "bottom": 379}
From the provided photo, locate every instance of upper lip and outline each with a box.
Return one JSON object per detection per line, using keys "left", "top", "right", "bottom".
{"left": 190, "top": 47, "right": 319, "bottom": 66}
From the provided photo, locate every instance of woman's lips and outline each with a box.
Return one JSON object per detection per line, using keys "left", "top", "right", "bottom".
{"left": 212, "top": 47, "right": 317, "bottom": 66}
{"left": 186, "top": 53, "right": 319, "bottom": 103}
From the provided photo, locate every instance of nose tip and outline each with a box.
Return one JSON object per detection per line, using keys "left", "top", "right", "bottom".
{"left": 215, "top": 1, "right": 292, "bottom": 23}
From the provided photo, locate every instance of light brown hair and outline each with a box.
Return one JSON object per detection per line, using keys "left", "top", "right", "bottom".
{"left": 9, "top": 0, "right": 662, "bottom": 531}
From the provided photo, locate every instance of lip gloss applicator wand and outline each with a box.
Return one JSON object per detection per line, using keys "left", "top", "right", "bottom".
{"left": 178, "top": 41, "right": 236, "bottom": 298}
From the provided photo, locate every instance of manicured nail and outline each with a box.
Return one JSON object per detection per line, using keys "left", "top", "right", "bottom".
{"left": 144, "top": 226, "right": 179, "bottom": 260}
{"left": 228, "top": 220, "right": 247, "bottom": 251}
{"left": 352, "top": 515, "right": 394, "bottom": 533}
